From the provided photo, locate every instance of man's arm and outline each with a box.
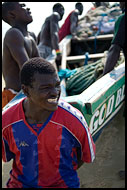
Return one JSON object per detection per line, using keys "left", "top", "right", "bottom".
{"left": 2, "top": 137, "right": 15, "bottom": 162}
{"left": 50, "top": 13, "right": 60, "bottom": 50}
{"left": 70, "top": 11, "right": 78, "bottom": 36}
{"left": 103, "top": 44, "right": 121, "bottom": 75}
{"left": 103, "top": 14, "right": 125, "bottom": 76}
{"left": 50, "top": 13, "right": 62, "bottom": 69}
{"left": 5, "top": 28, "right": 30, "bottom": 69}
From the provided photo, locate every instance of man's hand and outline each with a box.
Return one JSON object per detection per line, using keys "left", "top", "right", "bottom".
{"left": 55, "top": 53, "right": 62, "bottom": 70}
{"left": 103, "top": 44, "right": 121, "bottom": 75}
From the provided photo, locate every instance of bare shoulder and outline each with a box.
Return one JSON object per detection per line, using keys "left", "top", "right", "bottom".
{"left": 5, "top": 28, "right": 23, "bottom": 36}
{"left": 51, "top": 12, "right": 60, "bottom": 22}
{"left": 4, "top": 28, "right": 24, "bottom": 46}
{"left": 70, "top": 10, "right": 79, "bottom": 22}
{"left": 5, "top": 28, "right": 24, "bottom": 41}
{"left": 71, "top": 10, "right": 78, "bottom": 17}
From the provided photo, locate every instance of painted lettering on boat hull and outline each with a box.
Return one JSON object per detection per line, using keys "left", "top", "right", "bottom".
{"left": 90, "top": 84, "right": 125, "bottom": 134}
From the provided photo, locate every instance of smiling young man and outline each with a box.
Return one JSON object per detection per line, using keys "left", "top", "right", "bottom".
{"left": 2, "top": 57, "right": 95, "bottom": 188}
{"left": 2, "top": 2, "right": 39, "bottom": 108}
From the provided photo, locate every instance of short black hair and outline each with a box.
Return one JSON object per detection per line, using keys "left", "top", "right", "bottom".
{"left": 75, "top": 2, "right": 83, "bottom": 14}
{"left": 20, "top": 57, "right": 56, "bottom": 87}
{"left": 53, "top": 3, "right": 63, "bottom": 11}
{"left": 75, "top": 2, "right": 83, "bottom": 9}
{"left": 2, "top": 2, "right": 17, "bottom": 23}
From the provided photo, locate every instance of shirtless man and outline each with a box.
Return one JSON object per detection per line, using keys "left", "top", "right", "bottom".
{"left": 2, "top": 2, "right": 39, "bottom": 108}
{"left": 37, "top": 3, "right": 64, "bottom": 69}
{"left": 58, "top": 2, "right": 84, "bottom": 42}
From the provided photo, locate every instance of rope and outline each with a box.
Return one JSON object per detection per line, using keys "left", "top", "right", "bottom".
{"left": 94, "top": 13, "right": 107, "bottom": 53}
{"left": 84, "top": 52, "right": 89, "bottom": 65}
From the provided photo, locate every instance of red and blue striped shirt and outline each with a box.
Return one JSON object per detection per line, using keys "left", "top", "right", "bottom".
{"left": 2, "top": 98, "right": 95, "bottom": 188}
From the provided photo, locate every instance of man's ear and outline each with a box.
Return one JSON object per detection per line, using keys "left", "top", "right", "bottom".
{"left": 21, "top": 85, "right": 30, "bottom": 97}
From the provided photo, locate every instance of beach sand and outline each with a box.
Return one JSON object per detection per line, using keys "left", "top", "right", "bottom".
{"left": 78, "top": 105, "right": 125, "bottom": 188}
{"left": 2, "top": 78, "right": 125, "bottom": 188}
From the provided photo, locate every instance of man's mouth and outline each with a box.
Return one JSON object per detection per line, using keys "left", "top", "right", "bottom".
{"left": 47, "top": 98, "right": 58, "bottom": 103}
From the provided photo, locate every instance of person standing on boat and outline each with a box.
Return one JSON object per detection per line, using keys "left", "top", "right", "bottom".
{"left": 103, "top": 2, "right": 125, "bottom": 75}
{"left": 2, "top": 2, "right": 40, "bottom": 108}
{"left": 58, "top": 2, "right": 84, "bottom": 42}
{"left": 37, "top": 3, "right": 64, "bottom": 69}
{"left": 2, "top": 57, "right": 96, "bottom": 188}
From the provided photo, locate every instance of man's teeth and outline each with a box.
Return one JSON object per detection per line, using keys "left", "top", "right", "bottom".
{"left": 47, "top": 98, "right": 57, "bottom": 103}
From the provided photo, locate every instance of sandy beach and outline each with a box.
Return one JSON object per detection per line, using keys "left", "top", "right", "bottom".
{"left": 78, "top": 104, "right": 125, "bottom": 188}
{"left": 2, "top": 78, "right": 125, "bottom": 188}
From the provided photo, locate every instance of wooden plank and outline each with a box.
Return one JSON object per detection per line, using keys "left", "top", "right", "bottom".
{"left": 61, "top": 45, "right": 67, "bottom": 69}
{"left": 66, "top": 53, "right": 105, "bottom": 63}
{"left": 72, "top": 34, "right": 113, "bottom": 42}
{"left": 60, "top": 44, "right": 67, "bottom": 97}
{"left": 84, "top": 34, "right": 113, "bottom": 41}
{"left": 66, "top": 52, "right": 124, "bottom": 64}
{"left": 60, "top": 35, "right": 72, "bottom": 97}
{"left": 60, "top": 36, "right": 71, "bottom": 69}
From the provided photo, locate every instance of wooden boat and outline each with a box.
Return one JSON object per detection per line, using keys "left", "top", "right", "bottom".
{"left": 59, "top": 35, "right": 125, "bottom": 142}
{"left": 3, "top": 34, "right": 125, "bottom": 142}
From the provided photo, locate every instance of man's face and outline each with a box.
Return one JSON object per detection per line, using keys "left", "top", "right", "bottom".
{"left": 57, "top": 6, "right": 64, "bottom": 20}
{"left": 25, "top": 72, "right": 61, "bottom": 112}
{"left": 77, "top": 5, "right": 83, "bottom": 15}
{"left": 13, "top": 3, "right": 33, "bottom": 24}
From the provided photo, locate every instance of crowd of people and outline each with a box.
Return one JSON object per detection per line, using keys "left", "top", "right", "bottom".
{"left": 2, "top": 2, "right": 125, "bottom": 188}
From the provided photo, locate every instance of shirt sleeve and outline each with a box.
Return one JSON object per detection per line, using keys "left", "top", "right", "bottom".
{"left": 65, "top": 106, "right": 96, "bottom": 163}
{"left": 78, "top": 118, "right": 96, "bottom": 163}
{"left": 55, "top": 100, "right": 96, "bottom": 163}
{"left": 2, "top": 136, "right": 15, "bottom": 162}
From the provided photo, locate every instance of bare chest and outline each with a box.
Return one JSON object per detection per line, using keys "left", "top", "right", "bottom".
{"left": 24, "top": 36, "right": 34, "bottom": 57}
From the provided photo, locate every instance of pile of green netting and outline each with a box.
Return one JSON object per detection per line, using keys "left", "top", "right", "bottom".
{"left": 66, "top": 52, "right": 125, "bottom": 96}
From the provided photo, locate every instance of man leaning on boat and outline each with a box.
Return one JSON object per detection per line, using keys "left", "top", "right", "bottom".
{"left": 103, "top": 2, "right": 125, "bottom": 75}
{"left": 103, "top": 2, "right": 125, "bottom": 180}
